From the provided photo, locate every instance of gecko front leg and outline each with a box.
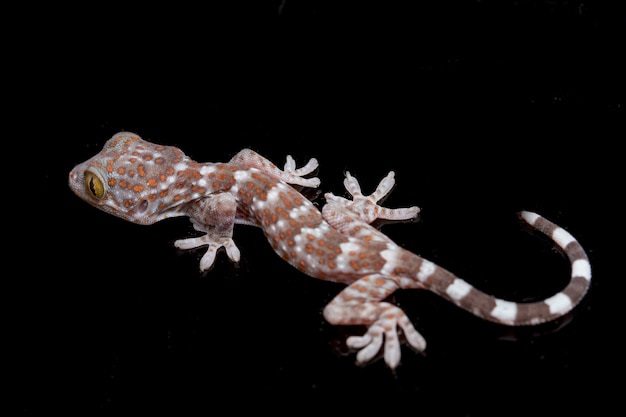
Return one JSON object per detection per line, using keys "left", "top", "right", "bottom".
{"left": 229, "top": 148, "right": 321, "bottom": 188}
{"left": 174, "top": 193, "right": 241, "bottom": 271}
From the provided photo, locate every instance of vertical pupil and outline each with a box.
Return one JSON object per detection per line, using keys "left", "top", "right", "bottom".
{"left": 89, "top": 177, "right": 97, "bottom": 195}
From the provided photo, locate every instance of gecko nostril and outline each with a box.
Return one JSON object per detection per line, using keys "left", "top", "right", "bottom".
{"left": 136, "top": 199, "right": 149, "bottom": 214}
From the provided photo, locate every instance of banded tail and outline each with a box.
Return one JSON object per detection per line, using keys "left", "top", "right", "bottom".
{"left": 420, "top": 211, "right": 591, "bottom": 326}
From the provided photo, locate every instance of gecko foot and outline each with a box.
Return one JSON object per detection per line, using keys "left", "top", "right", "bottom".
{"left": 174, "top": 233, "right": 241, "bottom": 271}
{"left": 325, "top": 171, "right": 420, "bottom": 224}
{"left": 345, "top": 305, "right": 426, "bottom": 369}
{"left": 283, "top": 154, "right": 321, "bottom": 188}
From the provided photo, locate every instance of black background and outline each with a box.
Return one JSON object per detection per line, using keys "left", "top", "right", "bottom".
{"left": 15, "top": 1, "right": 622, "bottom": 414}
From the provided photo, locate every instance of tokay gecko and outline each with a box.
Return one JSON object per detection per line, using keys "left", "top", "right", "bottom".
{"left": 69, "top": 132, "right": 591, "bottom": 369}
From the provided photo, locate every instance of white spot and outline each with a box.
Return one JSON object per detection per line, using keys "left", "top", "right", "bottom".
{"left": 266, "top": 187, "right": 280, "bottom": 203}
{"left": 379, "top": 245, "right": 401, "bottom": 275}
{"left": 200, "top": 165, "right": 216, "bottom": 176}
{"left": 552, "top": 227, "right": 576, "bottom": 249}
{"left": 289, "top": 204, "right": 313, "bottom": 220}
{"left": 416, "top": 260, "right": 435, "bottom": 282}
{"left": 545, "top": 292, "right": 573, "bottom": 315}
{"left": 174, "top": 162, "right": 188, "bottom": 172}
{"left": 490, "top": 300, "right": 518, "bottom": 323}
{"left": 340, "top": 241, "right": 361, "bottom": 255}
{"left": 300, "top": 226, "right": 327, "bottom": 239}
{"left": 197, "top": 179, "right": 207, "bottom": 187}
{"left": 572, "top": 259, "right": 592, "bottom": 280}
{"left": 335, "top": 254, "right": 349, "bottom": 271}
{"left": 234, "top": 170, "right": 250, "bottom": 181}
{"left": 446, "top": 279, "right": 472, "bottom": 300}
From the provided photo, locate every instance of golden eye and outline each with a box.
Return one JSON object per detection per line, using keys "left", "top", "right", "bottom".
{"left": 84, "top": 170, "right": 105, "bottom": 199}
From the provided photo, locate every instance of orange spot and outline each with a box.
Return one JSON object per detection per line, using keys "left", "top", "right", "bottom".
{"left": 375, "top": 278, "right": 385, "bottom": 286}
{"left": 108, "top": 178, "right": 116, "bottom": 186}
{"left": 148, "top": 195, "right": 157, "bottom": 201}
{"left": 117, "top": 167, "right": 125, "bottom": 175}
{"left": 350, "top": 261, "right": 361, "bottom": 271}
{"left": 159, "top": 190, "right": 168, "bottom": 197}
{"left": 148, "top": 179, "right": 157, "bottom": 187}
{"left": 133, "top": 185, "right": 144, "bottom": 193}
{"left": 138, "top": 165, "right": 146, "bottom": 177}
{"left": 173, "top": 195, "right": 182, "bottom": 201}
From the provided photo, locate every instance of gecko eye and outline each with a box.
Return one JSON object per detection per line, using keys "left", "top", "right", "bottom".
{"left": 84, "top": 170, "right": 105, "bottom": 199}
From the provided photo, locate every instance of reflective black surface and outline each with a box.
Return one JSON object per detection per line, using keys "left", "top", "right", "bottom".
{"left": 18, "top": 1, "right": 621, "bottom": 414}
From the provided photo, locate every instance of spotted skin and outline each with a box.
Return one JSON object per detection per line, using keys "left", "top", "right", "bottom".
{"left": 69, "top": 132, "right": 592, "bottom": 369}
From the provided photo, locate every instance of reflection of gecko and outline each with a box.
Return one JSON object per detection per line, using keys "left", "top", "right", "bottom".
{"left": 69, "top": 132, "right": 591, "bottom": 369}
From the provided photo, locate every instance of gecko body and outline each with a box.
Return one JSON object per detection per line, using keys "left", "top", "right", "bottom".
{"left": 69, "top": 132, "right": 591, "bottom": 368}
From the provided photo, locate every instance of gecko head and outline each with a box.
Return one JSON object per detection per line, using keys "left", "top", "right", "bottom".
{"left": 68, "top": 132, "right": 178, "bottom": 225}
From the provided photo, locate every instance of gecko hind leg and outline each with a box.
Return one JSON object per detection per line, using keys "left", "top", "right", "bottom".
{"left": 323, "top": 275, "right": 427, "bottom": 369}
{"left": 324, "top": 171, "right": 420, "bottom": 224}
